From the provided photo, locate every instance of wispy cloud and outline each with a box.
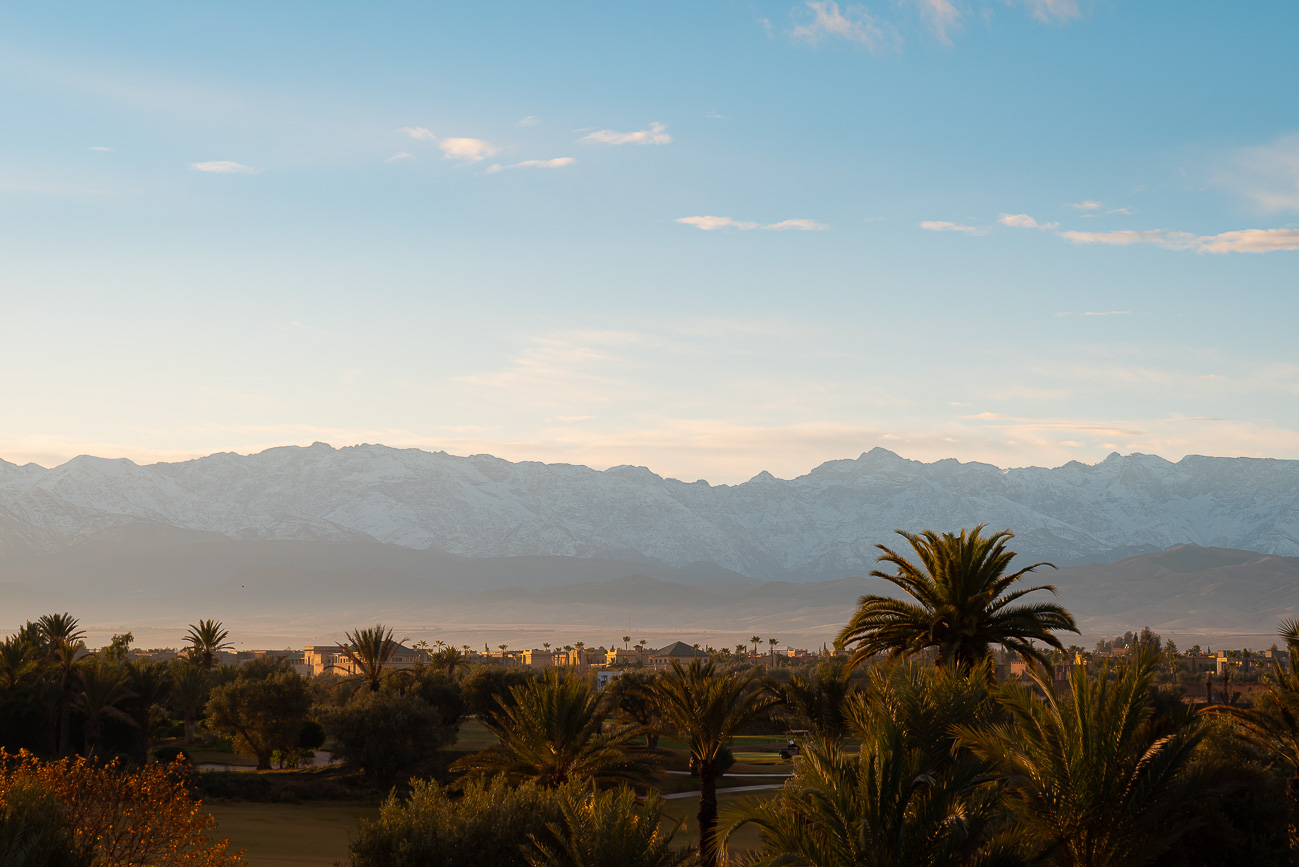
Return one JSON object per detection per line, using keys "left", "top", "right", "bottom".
{"left": 920, "top": 220, "right": 987, "bottom": 235}
{"left": 89, "top": 145, "right": 113, "bottom": 152}
{"left": 516, "top": 116, "right": 541, "bottom": 127}
{"left": 1218, "top": 132, "right": 1299, "bottom": 213}
{"left": 580, "top": 123, "right": 672, "bottom": 146}
{"left": 998, "top": 213, "right": 1059, "bottom": 229}
{"left": 438, "top": 138, "right": 501, "bottom": 162}
{"left": 791, "top": 1, "right": 890, "bottom": 50}
{"left": 913, "top": 0, "right": 960, "bottom": 44}
{"left": 397, "top": 126, "right": 437, "bottom": 141}
{"left": 676, "top": 216, "right": 828, "bottom": 231}
{"left": 191, "top": 160, "right": 260, "bottom": 174}
{"left": 486, "top": 157, "right": 576, "bottom": 174}
{"left": 1060, "top": 227, "right": 1299, "bottom": 254}
{"left": 706, "top": 111, "right": 727, "bottom": 120}
{"left": 1019, "top": 0, "right": 1081, "bottom": 24}
{"left": 1068, "top": 200, "right": 1103, "bottom": 210}
{"left": 385, "top": 152, "right": 413, "bottom": 163}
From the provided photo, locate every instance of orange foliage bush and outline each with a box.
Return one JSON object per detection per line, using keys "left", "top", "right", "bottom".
{"left": 0, "top": 749, "right": 244, "bottom": 866}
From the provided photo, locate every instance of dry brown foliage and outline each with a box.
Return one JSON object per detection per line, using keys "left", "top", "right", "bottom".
{"left": 0, "top": 749, "right": 245, "bottom": 866}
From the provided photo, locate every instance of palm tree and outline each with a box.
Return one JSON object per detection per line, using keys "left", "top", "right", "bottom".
{"left": 768, "top": 637, "right": 778, "bottom": 666}
{"left": 525, "top": 784, "right": 693, "bottom": 867}
{"left": 959, "top": 650, "right": 1240, "bottom": 866}
{"left": 652, "top": 659, "right": 780, "bottom": 867}
{"left": 622, "top": 635, "right": 631, "bottom": 651}
{"left": 543, "top": 642, "right": 552, "bottom": 651}
{"left": 435, "top": 645, "right": 470, "bottom": 680}
{"left": 37, "top": 613, "right": 84, "bottom": 651}
{"left": 184, "top": 620, "right": 232, "bottom": 670}
{"left": 37, "top": 613, "right": 86, "bottom": 756}
{"left": 337, "top": 624, "right": 406, "bottom": 692}
{"left": 499, "top": 643, "right": 509, "bottom": 655}
{"left": 728, "top": 725, "right": 1015, "bottom": 867}
{"left": 751, "top": 636, "right": 762, "bottom": 659}
{"left": 1207, "top": 619, "right": 1299, "bottom": 852}
{"left": 170, "top": 661, "right": 210, "bottom": 745}
{"left": 639, "top": 639, "right": 648, "bottom": 651}
{"left": 836, "top": 526, "right": 1077, "bottom": 670}
{"left": 0, "top": 635, "right": 39, "bottom": 691}
{"left": 781, "top": 660, "right": 858, "bottom": 741}
{"left": 75, "top": 662, "right": 136, "bottom": 758}
{"left": 123, "top": 658, "right": 172, "bottom": 762}
{"left": 452, "top": 668, "right": 656, "bottom": 787}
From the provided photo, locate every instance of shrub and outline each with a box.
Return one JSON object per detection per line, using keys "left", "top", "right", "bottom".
{"left": 319, "top": 690, "right": 458, "bottom": 784}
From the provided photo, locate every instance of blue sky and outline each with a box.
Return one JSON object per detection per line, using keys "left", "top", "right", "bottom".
{"left": 3, "top": 1, "right": 1298, "bottom": 482}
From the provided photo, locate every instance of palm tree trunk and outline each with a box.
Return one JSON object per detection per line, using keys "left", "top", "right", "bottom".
{"left": 697, "top": 763, "right": 720, "bottom": 867}
{"left": 58, "top": 703, "right": 72, "bottom": 756}
{"left": 184, "top": 714, "right": 196, "bottom": 745}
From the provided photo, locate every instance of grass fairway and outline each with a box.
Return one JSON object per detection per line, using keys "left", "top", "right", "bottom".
{"left": 207, "top": 801, "right": 378, "bottom": 867}
{"left": 660, "top": 788, "right": 779, "bottom": 853}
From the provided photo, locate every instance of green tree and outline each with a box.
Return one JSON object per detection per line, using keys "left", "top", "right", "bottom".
{"left": 453, "top": 668, "right": 655, "bottom": 787}
{"left": 122, "top": 660, "right": 171, "bottom": 763}
{"left": 525, "top": 784, "right": 693, "bottom": 867}
{"left": 169, "top": 662, "right": 210, "bottom": 746}
{"left": 37, "top": 614, "right": 85, "bottom": 757}
{"left": 780, "top": 659, "right": 857, "bottom": 741}
{"left": 321, "top": 687, "right": 461, "bottom": 785}
{"left": 651, "top": 659, "right": 780, "bottom": 867}
{"left": 605, "top": 669, "right": 663, "bottom": 748}
{"left": 73, "top": 662, "right": 135, "bottom": 759}
{"left": 1206, "top": 619, "right": 1299, "bottom": 853}
{"left": 836, "top": 526, "right": 1077, "bottom": 670}
{"left": 204, "top": 658, "right": 311, "bottom": 770}
{"left": 960, "top": 650, "right": 1241, "bottom": 867}
{"left": 184, "top": 620, "right": 232, "bottom": 670}
{"left": 337, "top": 624, "right": 407, "bottom": 693}
{"left": 434, "top": 646, "right": 470, "bottom": 680}
{"left": 350, "top": 776, "right": 566, "bottom": 867}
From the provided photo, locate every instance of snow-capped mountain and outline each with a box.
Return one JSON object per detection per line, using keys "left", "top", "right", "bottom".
{"left": 1, "top": 443, "right": 1297, "bottom": 579}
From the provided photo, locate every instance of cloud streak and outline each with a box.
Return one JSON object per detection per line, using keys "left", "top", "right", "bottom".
{"left": 676, "top": 216, "right": 828, "bottom": 231}
{"left": 999, "top": 213, "right": 1059, "bottom": 229}
{"left": 191, "top": 161, "right": 260, "bottom": 174}
{"left": 438, "top": 138, "right": 501, "bottom": 162}
{"left": 1060, "top": 227, "right": 1299, "bottom": 254}
{"left": 580, "top": 123, "right": 672, "bottom": 145}
{"left": 920, "top": 220, "right": 987, "bottom": 235}
{"left": 486, "top": 157, "right": 576, "bottom": 173}
{"left": 791, "top": 1, "right": 891, "bottom": 50}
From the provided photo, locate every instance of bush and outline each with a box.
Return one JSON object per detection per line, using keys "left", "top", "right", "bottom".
{"left": 319, "top": 690, "right": 458, "bottom": 784}
{"left": 153, "top": 746, "right": 190, "bottom": 764}
{"left": 349, "top": 776, "right": 564, "bottom": 867}
{"left": 0, "top": 784, "right": 94, "bottom": 867}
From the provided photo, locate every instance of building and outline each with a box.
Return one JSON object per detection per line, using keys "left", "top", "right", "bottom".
{"left": 648, "top": 641, "right": 705, "bottom": 670}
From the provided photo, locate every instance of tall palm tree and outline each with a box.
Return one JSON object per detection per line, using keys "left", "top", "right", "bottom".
{"left": 1206, "top": 619, "right": 1299, "bottom": 852}
{"left": 75, "top": 662, "right": 136, "bottom": 758}
{"left": 184, "top": 620, "right": 232, "bottom": 670}
{"left": 123, "top": 659, "right": 172, "bottom": 762}
{"left": 959, "top": 651, "right": 1240, "bottom": 866}
{"left": 337, "top": 624, "right": 406, "bottom": 692}
{"left": 751, "top": 636, "right": 762, "bottom": 659}
{"left": 836, "top": 526, "right": 1077, "bottom": 670}
{"left": 0, "top": 635, "right": 39, "bottom": 691}
{"left": 453, "top": 668, "right": 656, "bottom": 787}
{"left": 37, "top": 613, "right": 86, "bottom": 756}
{"left": 652, "top": 659, "right": 780, "bottom": 867}
{"left": 768, "top": 637, "right": 778, "bottom": 666}
{"left": 170, "top": 661, "right": 210, "bottom": 745}
{"left": 622, "top": 635, "right": 631, "bottom": 651}
{"left": 37, "top": 613, "right": 84, "bottom": 651}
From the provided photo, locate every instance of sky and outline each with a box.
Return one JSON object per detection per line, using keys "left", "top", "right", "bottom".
{"left": 2, "top": 1, "right": 1298, "bottom": 484}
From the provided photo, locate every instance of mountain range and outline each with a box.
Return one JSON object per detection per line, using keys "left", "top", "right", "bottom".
{"left": 3, "top": 443, "right": 1298, "bottom": 577}
{"left": 2, "top": 444, "right": 1297, "bottom": 645}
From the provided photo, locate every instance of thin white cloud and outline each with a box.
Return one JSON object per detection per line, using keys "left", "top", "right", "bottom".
{"left": 920, "top": 220, "right": 987, "bottom": 235}
{"left": 385, "top": 152, "right": 413, "bottom": 163}
{"left": 706, "top": 111, "right": 727, "bottom": 120}
{"left": 914, "top": 0, "right": 960, "bottom": 44}
{"left": 1060, "top": 227, "right": 1299, "bottom": 254}
{"left": 676, "top": 216, "right": 827, "bottom": 231}
{"left": 190, "top": 160, "right": 260, "bottom": 174}
{"left": 764, "top": 219, "right": 829, "bottom": 231}
{"left": 1019, "top": 0, "right": 1081, "bottom": 24}
{"left": 516, "top": 116, "right": 541, "bottom": 127}
{"left": 438, "top": 138, "right": 501, "bottom": 162}
{"left": 89, "top": 146, "right": 113, "bottom": 152}
{"left": 397, "top": 126, "right": 437, "bottom": 141}
{"left": 486, "top": 157, "right": 576, "bottom": 174}
{"left": 1068, "top": 200, "right": 1103, "bottom": 210}
{"left": 759, "top": 16, "right": 774, "bottom": 37}
{"left": 1219, "top": 132, "right": 1299, "bottom": 213}
{"left": 580, "top": 123, "right": 672, "bottom": 146}
{"left": 791, "top": 1, "right": 889, "bottom": 51}
{"left": 998, "top": 213, "right": 1060, "bottom": 229}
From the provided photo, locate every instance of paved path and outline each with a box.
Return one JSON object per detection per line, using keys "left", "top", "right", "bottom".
{"left": 662, "top": 783, "right": 785, "bottom": 800}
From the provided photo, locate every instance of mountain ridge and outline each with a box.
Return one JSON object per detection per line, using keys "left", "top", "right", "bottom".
{"left": 2, "top": 443, "right": 1298, "bottom": 579}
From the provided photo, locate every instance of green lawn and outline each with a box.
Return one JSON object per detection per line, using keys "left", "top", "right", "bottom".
{"left": 660, "top": 788, "right": 780, "bottom": 853}
{"left": 207, "top": 801, "right": 378, "bottom": 867}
